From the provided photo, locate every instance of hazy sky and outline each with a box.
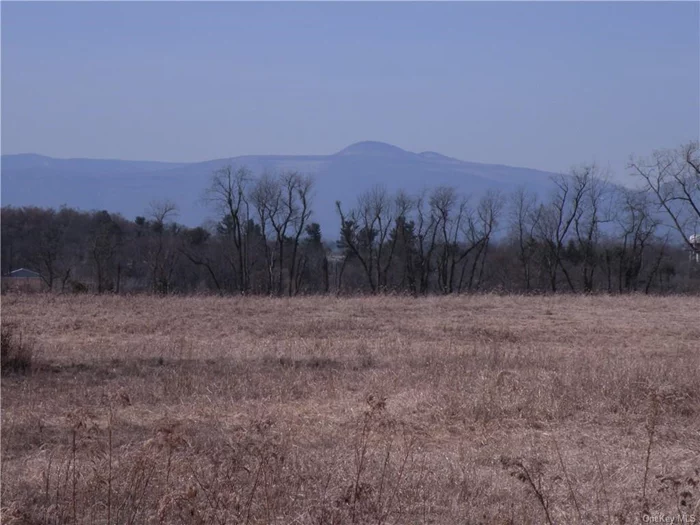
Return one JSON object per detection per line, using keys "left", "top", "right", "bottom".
{"left": 2, "top": 1, "right": 699, "bottom": 181}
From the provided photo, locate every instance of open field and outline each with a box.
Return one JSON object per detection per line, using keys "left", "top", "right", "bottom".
{"left": 1, "top": 293, "right": 699, "bottom": 524}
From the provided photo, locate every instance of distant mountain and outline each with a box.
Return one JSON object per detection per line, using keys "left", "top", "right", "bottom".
{"left": 1, "top": 142, "right": 560, "bottom": 237}
{"left": 2, "top": 153, "right": 186, "bottom": 174}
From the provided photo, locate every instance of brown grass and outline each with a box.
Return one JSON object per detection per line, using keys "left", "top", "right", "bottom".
{"left": 1, "top": 293, "right": 699, "bottom": 524}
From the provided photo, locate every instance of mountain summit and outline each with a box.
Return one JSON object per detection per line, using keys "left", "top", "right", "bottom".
{"left": 336, "top": 141, "right": 412, "bottom": 157}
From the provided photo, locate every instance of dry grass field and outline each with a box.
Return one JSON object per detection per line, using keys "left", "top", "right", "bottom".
{"left": 1, "top": 293, "right": 699, "bottom": 524}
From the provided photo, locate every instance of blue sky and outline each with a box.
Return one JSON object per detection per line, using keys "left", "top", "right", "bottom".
{"left": 2, "top": 1, "right": 699, "bottom": 181}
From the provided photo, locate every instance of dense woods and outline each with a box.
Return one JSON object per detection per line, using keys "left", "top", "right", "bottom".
{"left": 3, "top": 141, "right": 699, "bottom": 295}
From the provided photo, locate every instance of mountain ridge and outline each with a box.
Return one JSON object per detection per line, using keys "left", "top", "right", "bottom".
{"left": 1, "top": 141, "right": 559, "bottom": 173}
{"left": 2, "top": 142, "right": 560, "bottom": 235}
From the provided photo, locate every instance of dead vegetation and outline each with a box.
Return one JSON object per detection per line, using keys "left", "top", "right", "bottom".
{"left": 1, "top": 293, "right": 699, "bottom": 524}
{"left": 1, "top": 323, "right": 33, "bottom": 376}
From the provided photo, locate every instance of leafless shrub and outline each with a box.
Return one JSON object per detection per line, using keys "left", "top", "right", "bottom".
{"left": 1, "top": 323, "right": 32, "bottom": 376}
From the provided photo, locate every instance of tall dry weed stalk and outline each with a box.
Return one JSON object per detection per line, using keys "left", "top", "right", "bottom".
{"left": 553, "top": 437, "right": 582, "bottom": 522}
{"left": 594, "top": 451, "right": 612, "bottom": 525}
{"left": 508, "top": 457, "right": 555, "bottom": 525}
{"left": 642, "top": 392, "right": 661, "bottom": 514}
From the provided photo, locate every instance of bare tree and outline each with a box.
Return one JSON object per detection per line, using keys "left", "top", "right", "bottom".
{"left": 431, "top": 186, "right": 466, "bottom": 294}
{"left": 610, "top": 189, "right": 660, "bottom": 292}
{"left": 145, "top": 200, "right": 179, "bottom": 293}
{"left": 630, "top": 140, "right": 700, "bottom": 254}
{"left": 286, "top": 173, "right": 313, "bottom": 296}
{"left": 509, "top": 188, "right": 541, "bottom": 291}
{"left": 204, "top": 166, "right": 252, "bottom": 293}
{"left": 336, "top": 186, "right": 400, "bottom": 293}
{"left": 412, "top": 190, "right": 440, "bottom": 294}
{"left": 35, "top": 210, "right": 64, "bottom": 291}
{"left": 460, "top": 190, "right": 504, "bottom": 292}
{"left": 249, "top": 171, "right": 314, "bottom": 296}
{"left": 571, "top": 165, "right": 613, "bottom": 293}
{"left": 89, "top": 211, "right": 123, "bottom": 294}
{"left": 267, "top": 174, "right": 294, "bottom": 295}
{"left": 429, "top": 187, "right": 502, "bottom": 294}
{"left": 178, "top": 226, "right": 223, "bottom": 293}
{"left": 250, "top": 172, "right": 278, "bottom": 294}
{"left": 387, "top": 190, "right": 417, "bottom": 293}
{"left": 535, "top": 172, "right": 588, "bottom": 292}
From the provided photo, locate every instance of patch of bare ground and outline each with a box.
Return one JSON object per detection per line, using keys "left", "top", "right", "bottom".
{"left": 1, "top": 293, "right": 699, "bottom": 524}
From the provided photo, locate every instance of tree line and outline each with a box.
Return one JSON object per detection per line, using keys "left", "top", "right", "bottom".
{"left": 2, "top": 141, "right": 699, "bottom": 295}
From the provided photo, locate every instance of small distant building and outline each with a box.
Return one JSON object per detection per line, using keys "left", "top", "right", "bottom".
{"left": 1, "top": 268, "right": 45, "bottom": 292}
{"left": 7, "top": 268, "right": 41, "bottom": 279}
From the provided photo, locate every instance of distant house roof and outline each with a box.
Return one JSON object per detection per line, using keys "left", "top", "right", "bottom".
{"left": 7, "top": 268, "right": 41, "bottom": 278}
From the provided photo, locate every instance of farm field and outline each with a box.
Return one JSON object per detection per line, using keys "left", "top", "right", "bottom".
{"left": 1, "top": 293, "right": 699, "bottom": 524}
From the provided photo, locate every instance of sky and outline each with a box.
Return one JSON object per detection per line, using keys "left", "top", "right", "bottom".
{"left": 2, "top": 1, "right": 699, "bottom": 182}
